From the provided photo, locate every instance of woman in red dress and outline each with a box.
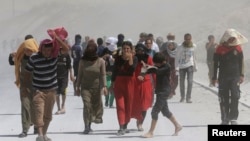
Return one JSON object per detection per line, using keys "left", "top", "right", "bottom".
{"left": 111, "top": 41, "right": 138, "bottom": 135}
{"left": 132, "top": 43, "right": 153, "bottom": 131}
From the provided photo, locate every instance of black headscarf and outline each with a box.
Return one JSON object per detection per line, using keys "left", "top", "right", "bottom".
{"left": 82, "top": 40, "right": 98, "bottom": 61}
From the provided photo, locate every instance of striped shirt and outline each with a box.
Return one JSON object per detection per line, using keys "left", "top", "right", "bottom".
{"left": 25, "top": 52, "right": 58, "bottom": 90}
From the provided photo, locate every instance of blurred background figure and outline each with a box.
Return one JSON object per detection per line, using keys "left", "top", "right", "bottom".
{"left": 205, "top": 35, "right": 217, "bottom": 87}
{"left": 117, "top": 33, "right": 125, "bottom": 49}
{"left": 96, "top": 37, "right": 105, "bottom": 57}
{"left": 105, "top": 37, "right": 118, "bottom": 53}
{"left": 147, "top": 33, "right": 159, "bottom": 52}
{"left": 160, "top": 33, "right": 176, "bottom": 52}
{"left": 101, "top": 48, "right": 115, "bottom": 108}
{"left": 138, "top": 32, "right": 148, "bottom": 44}
{"left": 71, "top": 34, "right": 83, "bottom": 95}
{"left": 156, "top": 36, "right": 164, "bottom": 49}
{"left": 81, "top": 36, "right": 90, "bottom": 53}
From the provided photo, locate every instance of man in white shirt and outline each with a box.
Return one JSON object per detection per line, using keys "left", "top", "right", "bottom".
{"left": 175, "top": 33, "right": 197, "bottom": 103}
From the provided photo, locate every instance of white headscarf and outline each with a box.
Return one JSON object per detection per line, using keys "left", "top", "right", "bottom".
{"left": 106, "top": 37, "right": 118, "bottom": 52}
{"left": 220, "top": 28, "right": 248, "bottom": 46}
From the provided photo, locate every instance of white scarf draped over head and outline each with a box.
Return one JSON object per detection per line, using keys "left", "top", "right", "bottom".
{"left": 166, "top": 41, "right": 177, "bottom": 58}
{"left": 220, "top": 28, "right": 248, "bottom": 46}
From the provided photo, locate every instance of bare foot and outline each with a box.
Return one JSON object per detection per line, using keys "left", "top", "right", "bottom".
{"left": 60, "top": 108, "right": 66, "bottom": 114}
{"left": 172, "top": 125, "right": 182, "bottom": 136}
{"left": 142, "top": 132, "right": 153, "bottom": 138}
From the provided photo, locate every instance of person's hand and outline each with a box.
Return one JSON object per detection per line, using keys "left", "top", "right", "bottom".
{"left": 14, "top": 81, "right": 20, "bottom": 88}
{"left": 102, "top": 87, "right": 108, "bottom": 96}
{"left": 70, "top": 75, "right": 75, "bottom": 82}
{"left": 193, "top": 66, "right": 198, "bottom": 72}
{"left": 10, "top": 52, "right": 16, "bottom": 57}
{"left": 207, "top": 42, "right": 213, "bottom": 47}
{"left": 110, "top": 82, "right": 115, "bottom": 91}
{"left": 239, "top": 76, "right": 244, "bottom": 84}
{"left": 76, "top": 87, "right": 81, "bottom": 96}
{"left": 124, "top": 52, "right": 133, "bottom": 60}
{"left": 175, "top": 70, "right": 179, "bottom": 76}
{"left": 212, "top": 79, "right": 218, "bottom": 87}
{"left": 48, "top": 29, "right": 56, "bottom": 37}
{"left": 137, "top": 76, "right": 144, "bottom": 81}
{"left": 141, "top": 60, "right": 146, "bottom": 67}
{"left": 106, "top": 71, "right": 112, "bottom": 76}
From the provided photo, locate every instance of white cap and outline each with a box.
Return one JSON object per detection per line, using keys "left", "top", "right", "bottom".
{"left": 106, "top": 37, "right": 118, "bottom": 45}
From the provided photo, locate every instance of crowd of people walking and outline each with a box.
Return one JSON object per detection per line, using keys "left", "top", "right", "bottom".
{"left": 9, "top": 27, "right": 247, "bottom": 141}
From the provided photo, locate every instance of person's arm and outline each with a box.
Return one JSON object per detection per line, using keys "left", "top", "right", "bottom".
{"left": 67, "top": 54, "right": 74, "bottom": 82}
{"left": 156, "top": 63, "right": 170, "bottom": 75}
{"left": 8, "top": 52, "right": 15, "bottom": 65}
{"left": 111, "top": 57, "right": 118, "bottom": 89}
{"left": 127, "top": 52, "right": 133, "bottom": 66}
{"left": 239, "top": 52, "right": 244, "bottom": 84}
{"left": 100, "top": 58, "right": 108, "bottom": 95}
{"left": 23, "top": 57, "right": 34, "bottom": 89}
{"left": 69, "top": 67, "right": 74, "bottom": 82}
{"left": 111, "top": 57, "right": 117, "bottom": 82}
{"left": 212, "top": 52, "right": 219, "bottom": 86}
{"left": 127, "top": 56, "right": 138, "bottom": 73}
{"left": 76, "top": 60, "right": 83, "bottom": 96}
{"left": 100, "top": 58, "right": 107, "bottom": 86}
{"left": 193, "top": 46, "right": 198, "bottom": 72}
{"left": 23, "top": 69, "right": 33, "bottom": 92}
{"left": 52, "top": 31, "right": 69, "bottom": 54}
{"left": 78, "top": 46, "right": 83, "bottom": 58}
{"left": 205, "top": 42, "right": 209, "bottom": 50}
{"left": 175, "top": 46, "right": 181, "bottom": 72}
{"left": 70, "top": 46, "right": 74, "bottom": 58}
{"left": 154, "top": 43, "right": 160, "bottom": 52}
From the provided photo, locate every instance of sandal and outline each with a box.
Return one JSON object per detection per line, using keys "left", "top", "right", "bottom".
{"left": 55, "top": 111, "right": 61, "bottom": 115}
{"left": 18, "top": 132, "right": 27, "bottom": 138}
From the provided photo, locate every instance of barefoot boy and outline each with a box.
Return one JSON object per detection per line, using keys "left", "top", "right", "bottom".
{"left": 141, "top": 52, "right": 182, "bottom": 138}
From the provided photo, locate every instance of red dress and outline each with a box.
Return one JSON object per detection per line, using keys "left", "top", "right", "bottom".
{"left": 132, "top": 56, "right": 153, "bottom": 120}
{"left": 112, "top": 56, "right": 138, "bottom": 125}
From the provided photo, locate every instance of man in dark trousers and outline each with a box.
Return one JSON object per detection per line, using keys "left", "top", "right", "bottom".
{"left": 212, "top": 29, "right": 246, "bottom": 125}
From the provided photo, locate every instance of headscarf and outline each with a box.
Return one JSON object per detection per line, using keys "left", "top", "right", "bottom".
{"left": 216, "top": 45, "right": 242, "bottom": 55}
{"left": 220, "top": 28, "right": 248, "bottom": 46}
{"left": 47, "top": 27, "right": 68, "bottom": 58}
{"left": 14, "top": 38, "right": 39, "bottom": 87}
{"left": 135, "top": 43, "right": 148, "bottom": 63}
{"left": 39, "top": 39, "right": 53, "bottom": 51}
{"left": 166, "top": 41, "right": 177, "bottom": 58}
{"left": 82, "top": 40, "right": 98, "bottom": 61}
{"left": 106, "top": 37, "right": 118, "bottom": 52}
